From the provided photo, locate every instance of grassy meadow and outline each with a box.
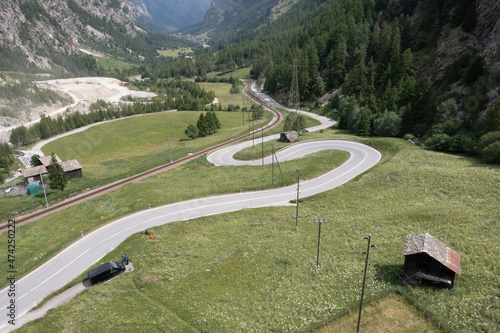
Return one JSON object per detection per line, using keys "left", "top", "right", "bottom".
{"left": 13, "top": 134, "right": 500, "bottom": 332}
{"left": 158, "top": 48, "right": 194, "bottom": 58}
{"left": 0, "top": 110, "right": 270, "bottom": 221}
{"left": 198, "top": 82, "right": 254, "bottom": 108}
{"left": 205, "top": 67, "right": 252, "bottom": 80}
{"left": 0, "top": 130, "right": 347, "bottom": 290}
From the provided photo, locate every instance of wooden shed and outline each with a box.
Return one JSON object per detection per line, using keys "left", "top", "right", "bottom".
{"left": 60, "top": 159, "right": 83, "bottom": 179}
{"left": 280, "top": 131, "right": 299, "bottom": 143}
{"left": 21, "top": 165, "right": 48, "bottom": 185}
{"left": 402, "top": 233, "right": 461, "bottom": 289}
{"left": 38, "top": 154, "right": 62, "bottom": 167}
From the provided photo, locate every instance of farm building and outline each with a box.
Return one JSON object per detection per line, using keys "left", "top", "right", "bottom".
{"left": 280, "top": 131, "right": 299, "bottom": 143}
{"left": 60, "top": 159, "right": 83, "bottom": 179}
{"left": 402, "top": 233, "right": 461, "bottom": 289}
{"left": 38, "top": 154, "right": 62, "bottom": 168}
{"left": 21, "top": 166, "right": 48, "bottom": 184}
{"left": 21, "top": 156, "right": 82, "bottom": 184}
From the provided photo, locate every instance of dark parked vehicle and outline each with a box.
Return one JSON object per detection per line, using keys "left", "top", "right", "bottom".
{"left": 87, "top": 261, "right": 125, "bottom": 285}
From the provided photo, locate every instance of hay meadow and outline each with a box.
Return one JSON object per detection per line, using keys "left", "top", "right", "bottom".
{"left": 11, "top": 133, "right": 500, "bottom": 332}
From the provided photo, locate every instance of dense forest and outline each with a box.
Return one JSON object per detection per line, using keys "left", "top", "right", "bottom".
{"left": 149, "top": 0, "right": 500, "bottom": 163}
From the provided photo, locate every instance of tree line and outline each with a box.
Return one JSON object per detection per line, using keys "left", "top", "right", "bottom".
{"left": 149, "top": 0, "right": 497, "bottom": 163}
{"left": 9, "top": 79, "right": 216, "bottom": 147}
{"left": 0, "top": 143, "right": 15, "bottom": 183}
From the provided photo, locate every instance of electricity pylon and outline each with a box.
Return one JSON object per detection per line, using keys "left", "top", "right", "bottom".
{"left": 288, "top": 55, "right": 300, "bottom": 111}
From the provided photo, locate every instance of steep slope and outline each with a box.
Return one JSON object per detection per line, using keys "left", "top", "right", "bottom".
{"left": 134, "top": 0, "right": 212, "bottom": 33}
{"left": 204, "top": 0, "right": 499, "bottom": 161}
{"left": 0, "top": 0, "right": 193, "bottom": 73}
{"left": 201, "top": 0, "right": 280, "bottom": 42}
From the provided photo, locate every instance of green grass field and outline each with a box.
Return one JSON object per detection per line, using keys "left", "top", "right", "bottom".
{"left": 316, "top": 294, "right": 443, "bottom": 332}
{"left": 11, "top": 134, "right": 500, "bottom": 332}
{"left": 0, "top": 111, "right": 269, "bottom": 222}
{"left": 158, "top": 48, "right": 194, "bottom": 58}
{"left": 206, "top": 67, "right": 252, "bottom": 80}
{"left": 197, "top": 82, "right": 254, "bottom": 108}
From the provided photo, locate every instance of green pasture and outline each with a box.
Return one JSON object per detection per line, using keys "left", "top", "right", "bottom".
{"left": 316, "top": 294, "right": 443, "bottom": 332}
{"left": 206, "top": 67, "right": 252, "bottom": 80}
{"left": 0, "top": 111, "right": 269, "bottom": 222}
{"left": 96, "top": 57, "right": 134, "bottom": 71}
{"left": 0, "top": 133, "right": 348, "bottom": 289}
{"left": 234, "top": 115, "right": 330, "bottom": 161}
{"left": 197, "top": 82, "right": 253, "bottom": 108}
{"left": 157, "top": 48, "right": 194, "bottom": 58}
{"left": 11, "top": 135, "right": 500, "bottom": 332}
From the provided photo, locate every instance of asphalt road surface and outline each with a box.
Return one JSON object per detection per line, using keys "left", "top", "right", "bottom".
{"left": 0, "top": 88, "right": 380, "bottom": 332}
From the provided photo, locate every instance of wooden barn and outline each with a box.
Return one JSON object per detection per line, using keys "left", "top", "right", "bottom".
{"left": 280, "top": 131, "right": 299, "bottom": 143}
{"left": 38, "top": 154, "right": 62, "bottom": 168}
{"left": 402, "top": 233, "right": 461, "bottom": 289}
{"left": 21, "top": 165, "right": 48, "bottom": 185}
{"left": 60, "top": 159, "right": 83, "bottom": 179}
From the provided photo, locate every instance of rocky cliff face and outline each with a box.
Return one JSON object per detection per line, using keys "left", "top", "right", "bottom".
{"left": 417, "top": 0, "right": 500, "bottom": 84}
{"left": 0, "top": 0, "right": 146, "bottom": 70}
{"left": 475, "top": 0, "right": 500, "bottom": 71}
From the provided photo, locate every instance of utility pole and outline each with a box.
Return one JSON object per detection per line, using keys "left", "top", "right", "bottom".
{"left": 288, "top": 55, "right": 300, "bottom": 111}
{"left": 271, "top": 144, "right": 275, "bottom": 186}
{"left": 39, "top": 169, "right": 48, "bottom": 208}
{"left": 295, "top": 169, "right": 302, "bottom": 231}
{"left": 357, "top": 234, "right": 376, "bottom": 333}
{"left": 252, "top": 113, "right": 255, "bottom": 147}
{"left": 274, "top": 149, "right": 285, "bottom": 186}
{"left": 230, "top": 119, "right": 233, "bottom": 140}
{"left": 315, "top": 218, "right": 326, "bottom": 270}
{"left": 168, "top": 135, "right": 172, "bottom": 163}
{"left": 261, "top": 126, "right": 264, "bottom": 166}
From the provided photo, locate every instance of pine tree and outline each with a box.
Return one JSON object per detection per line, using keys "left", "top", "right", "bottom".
{"left": 48, "top": 153, "right": 68, "bottom": 191}
{"left": 197, "top": 113, "right": 208, "bottom": 137}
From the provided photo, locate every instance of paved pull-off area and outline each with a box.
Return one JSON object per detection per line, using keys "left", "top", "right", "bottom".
{"left": 0, "top": 85, "right": 380, "bottom": 332}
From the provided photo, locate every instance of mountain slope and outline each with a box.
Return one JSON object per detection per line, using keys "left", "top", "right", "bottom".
{"left": 0, "top": 0, "right": 194, "bottom": 73}
{"left": 134, "top": 0, "right": 212, "bottom": 33}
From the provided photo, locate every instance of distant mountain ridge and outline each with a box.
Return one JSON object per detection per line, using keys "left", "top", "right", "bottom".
{"left": 133, "top": 0, "right": 212, "bottom": 33}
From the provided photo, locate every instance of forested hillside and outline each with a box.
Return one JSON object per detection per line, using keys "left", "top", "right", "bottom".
{"left": 135, "top": 0, "right": 212, "bottom": 33}
{"left": 0, "top": 0, "right": 196, "bottom": 74}
{"left": 181, "top": 0, "right": 500, "bottom": 163}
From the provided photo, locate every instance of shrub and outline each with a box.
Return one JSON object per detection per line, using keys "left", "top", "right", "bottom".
{"left": 482, "top": 141, "right": 500, "bottom": 164}
{"left": 373, "top": 110, "right": 402, "bottom": 137}
{"left": 479, "top": 131, "right": 500, "bottom": 148}
{"left": 425, "top": 134, "right": 451, "bottom": 151}
{"left": 184, "top": 124, "right": 199, "bottom": 139}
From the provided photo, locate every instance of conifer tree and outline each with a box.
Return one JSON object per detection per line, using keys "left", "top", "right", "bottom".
{"left": 48, "top": 153, "right": 68, "bottom": 191}
{"left": 197, "top": 113, "right": 208, "bottom": 137}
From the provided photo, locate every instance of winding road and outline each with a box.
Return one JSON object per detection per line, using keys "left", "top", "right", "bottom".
{"left": 0, "top": 85, "right": 380, "bottom": 332}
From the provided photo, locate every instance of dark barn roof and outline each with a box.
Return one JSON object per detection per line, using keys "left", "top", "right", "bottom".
{"left": 403, "top": 233, "right": 461, "bottom": 275}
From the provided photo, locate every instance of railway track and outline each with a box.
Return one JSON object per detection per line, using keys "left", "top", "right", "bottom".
{"left": 0, "top": 83, "right": 283, "bottom": 232}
